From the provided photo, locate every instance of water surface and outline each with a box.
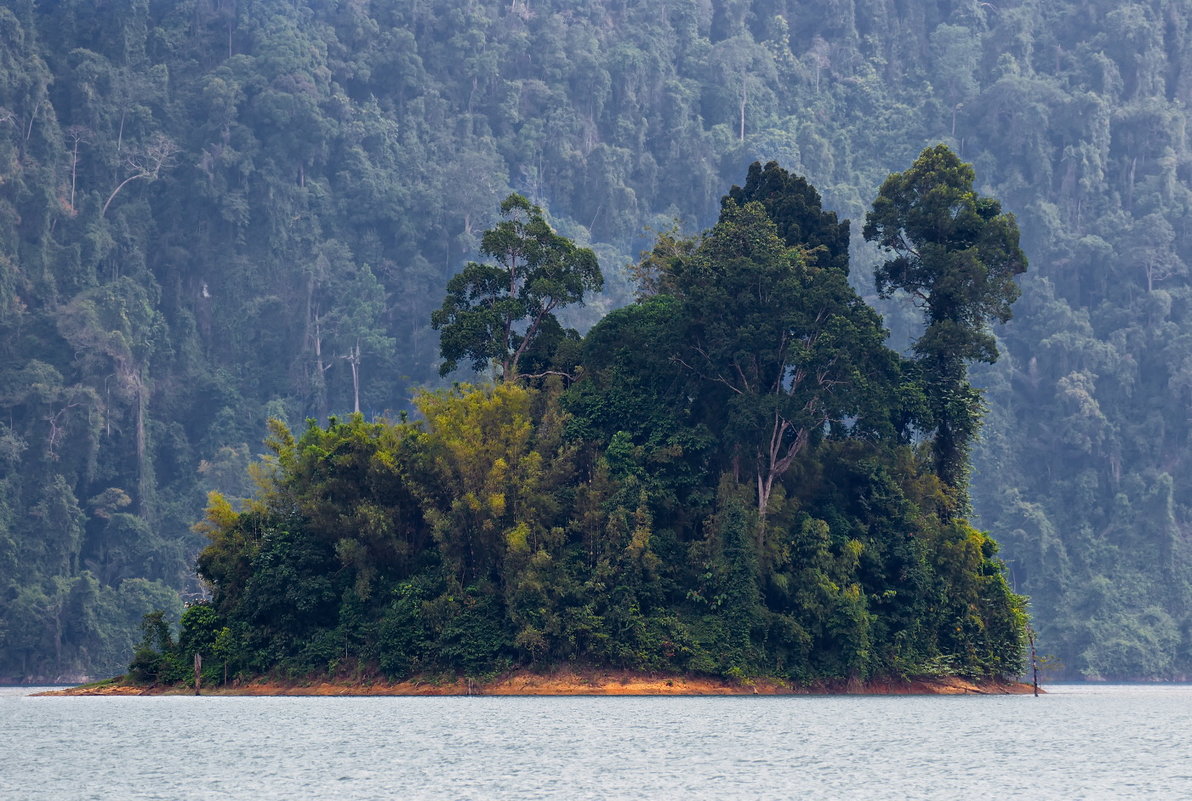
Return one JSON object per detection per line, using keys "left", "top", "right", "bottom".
{"left": 3, "top": 684, "right": 1189, "bottom": 799}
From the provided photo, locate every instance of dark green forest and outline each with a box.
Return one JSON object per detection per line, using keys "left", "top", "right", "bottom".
{"left": 129, "top": 161, "right": 1027, "bottom": 686}
{"left": 1, "top": 0, "right": 1190, "bottom": 681}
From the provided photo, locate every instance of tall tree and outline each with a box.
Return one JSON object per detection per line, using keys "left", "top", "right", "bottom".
{"left": 863, "top": 145, "right": 1027, "bottom": 505}
{"left": 432, "top": 194, "right": 602, "bottom": 382}
{"left": 673, "top": 200, "right": 891, "bottom": 538}
{"left": 725, "top": 161, "right": 851, "bottom": 274}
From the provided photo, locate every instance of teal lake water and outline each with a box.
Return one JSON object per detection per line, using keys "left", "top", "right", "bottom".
{"left": 3, "top": 684, "right": 1190, "bottom": 799}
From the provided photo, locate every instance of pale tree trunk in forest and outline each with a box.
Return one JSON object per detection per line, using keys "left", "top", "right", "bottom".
{"left": 46, "top": 399, "right": 82, "bottom": 460}
{"left": 52, "top": 602, "right": 62, "bottom": 676}
{"left": 809, "top": 37, "right": 830, "bottom": 95}
{"left": 753, "top": 351, "right": 831, "bottom": 548}
{"left": 507, "top": 299, "right": 557, "bottom": 382}
{"left": 25, "top": 99, "right": 40, "bottom": 143}
{"left": 311, "top": 315, "right": 331, "bottom": 418}
{"left": 755, "top": 415, "right": 810, "bottom": 550}
{"left": 70, "top": 137, "right": 80, "bottom": 210}
{"left": 66, "top": 126, "right": 89, "bottom": 214}
{"left": 101, "top": 136, "right": 177, "bottom": 217}
{"left": 1126, "top": 156, "right": 1137, "bottom": 211}
{"left": 133, "top": 368, "right": 153, "bottom": 517}
{"left": 102, "top": 172, "right": 148, "bottom": 217}
{"left": 344, "top": 339, "right": 361, "bottom": 414}
{"left": 739, "top": 76, "right": 747, "bottom": 141}
{"left": 306, "top": 278, "right": 332, "bottom": 417}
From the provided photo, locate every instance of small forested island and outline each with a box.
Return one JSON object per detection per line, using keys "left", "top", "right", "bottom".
{"left": 115, "top": 147, "right": 1031, "bottom": 694}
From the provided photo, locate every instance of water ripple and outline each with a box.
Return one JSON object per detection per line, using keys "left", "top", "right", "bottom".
{"left": 3, "top": 685, "right": 1192, "bottom": 799}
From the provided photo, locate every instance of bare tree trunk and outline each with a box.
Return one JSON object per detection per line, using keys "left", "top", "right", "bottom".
{"left": 756, "top": 471, "right": 773, "bottom": 551}
{"left": 501, "top": 255, "right": 520, "bottom": 381}
{"left": 101, "top": 136, "right": 178, "bottom": 217}
{"left": 101, "top": 172, "right": 148, "bottom": 217}
{"left": 134, "top": 369, "right": 152, "bottom": 517}
{"left": 303, "top": 276, "right": 315, "bottom": 360}
{"left": 756, "top": 418, "right": 812, "bottom": 549}
{"left": 25, "top": 99, "right": 40, "bottom": 143}
{"left": 738, "top": 77, "right": 747, "bottom": 141}
{"left": 348, "top": 340, "right": 361, "bottom": 414}
{"left": 1126, "top": 156, "right": 1137, "bottom": 211}
{"left": 70, "top": 138, "right": 80, "bottom": 210}
{"left": 312, "top": 315, "right": 330, "bottom": 418}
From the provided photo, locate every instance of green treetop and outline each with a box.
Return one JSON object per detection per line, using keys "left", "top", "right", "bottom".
{"left": 672, "top": 200, "right": 894, "bottom": 539}
{"left": 725, "top": 161, "right": 851, "bottom": 274}
{"left": 864, "top": 145, "right": 1027, "bottom": 505}
{"left": 432, "top": 194, "right": 602, "bottom": 382}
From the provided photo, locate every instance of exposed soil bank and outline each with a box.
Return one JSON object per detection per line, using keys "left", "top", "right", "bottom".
{"left": 41, "top": 670, "right": 1037, "bottom": 696}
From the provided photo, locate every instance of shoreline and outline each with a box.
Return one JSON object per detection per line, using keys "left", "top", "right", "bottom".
{"left": 40, "top": 669, "right": 1038, "bottom": 697}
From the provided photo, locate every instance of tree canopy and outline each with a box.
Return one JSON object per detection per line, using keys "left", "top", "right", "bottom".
{"left": 865, "top": 145, "right": 1028, "bottom": 501}
{"left": 3, "top": 0, "right": 1192, "bottom": 683}
{"left": 432, "top": 194, "right": 602, "bottom": 382}
{"left": 669, "top": 200, "right": 894, "bottom": 531}
{"left": 130, "top": 163, "right": 1027, "bottom": 689}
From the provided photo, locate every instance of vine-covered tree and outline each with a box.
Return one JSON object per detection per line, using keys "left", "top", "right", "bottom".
{"left": 864, "top": 145, "right": 1027, "bottom": 506}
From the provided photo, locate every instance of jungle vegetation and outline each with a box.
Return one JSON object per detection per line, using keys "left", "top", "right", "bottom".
{"left": 1, "top": 0, "right": 1190, "bottom": 681}
{"left": 130, "top": 156, "right": 1027, "bottom": 685}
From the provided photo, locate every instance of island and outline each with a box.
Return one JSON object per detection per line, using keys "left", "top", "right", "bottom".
{"left": 61, "top": 150, "right": 1034, "bottom": 696}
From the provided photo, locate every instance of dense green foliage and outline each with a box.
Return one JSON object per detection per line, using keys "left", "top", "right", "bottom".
{"left": 3, "top": 0, "right": 1191, "bottom": 681}
{"left": 432, "top": 193, "right": 601, "bottom": 381}
{"left": 129, "top": 171, "right": 1026, "bottom": 686}
{"left": 865, "top": 145, "right": 1027, "bottom": 503}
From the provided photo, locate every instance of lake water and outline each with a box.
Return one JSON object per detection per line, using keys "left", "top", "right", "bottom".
{"left": 3, "top": 684, "right": 1190, "bottom": 800}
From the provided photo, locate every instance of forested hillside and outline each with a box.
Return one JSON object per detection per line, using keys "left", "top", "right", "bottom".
{"left": 1, "top": 0, "right": 1190, "bottom": 680}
